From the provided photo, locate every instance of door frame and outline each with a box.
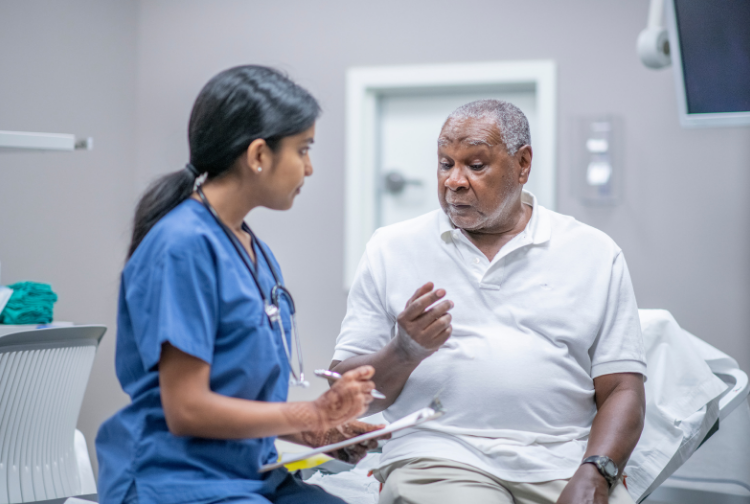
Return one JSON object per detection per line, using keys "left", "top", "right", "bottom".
{"left": 344, "top": 60, "right": 557, "bottom": 289}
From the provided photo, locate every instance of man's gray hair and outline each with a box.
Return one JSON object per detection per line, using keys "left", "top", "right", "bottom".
{"left": 445, "top": 99, "right": 531, "bottom": 155}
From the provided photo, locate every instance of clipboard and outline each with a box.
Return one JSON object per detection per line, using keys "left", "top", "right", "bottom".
{"left": 259, "top": 397, "right": 445, "bottom": 473}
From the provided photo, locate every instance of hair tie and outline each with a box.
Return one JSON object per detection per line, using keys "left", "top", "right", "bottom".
{"left": 185, "top": 163, "right": 200, "bottom": 178}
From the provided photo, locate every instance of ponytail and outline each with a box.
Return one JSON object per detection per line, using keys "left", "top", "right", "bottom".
{"left": 126, "top": 66, "right": 320, "bottom": 258}
{"left": 127, "top": 166, "right": 197, "bottom": 258}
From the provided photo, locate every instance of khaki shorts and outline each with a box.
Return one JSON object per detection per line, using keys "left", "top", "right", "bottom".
{"left": 372, "top": 457, "right": 636, "bottom": 504}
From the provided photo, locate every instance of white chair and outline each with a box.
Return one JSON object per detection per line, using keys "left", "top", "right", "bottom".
{"left": 0, "top": 326, "right": 105, "bottom": 504}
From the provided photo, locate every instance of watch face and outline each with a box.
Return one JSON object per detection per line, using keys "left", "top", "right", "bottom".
{"left": 603, "top": 459, "right": 617, "bottom": 476}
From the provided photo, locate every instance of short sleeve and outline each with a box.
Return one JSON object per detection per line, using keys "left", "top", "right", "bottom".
{"left": 125, "top": 237, "right": 219, "bottom": 372}
{"left": 333, "top": 247, "right": 394, "bottom": 362}
{"left": 589, "top": 251, "right": 647, "bottom": 379}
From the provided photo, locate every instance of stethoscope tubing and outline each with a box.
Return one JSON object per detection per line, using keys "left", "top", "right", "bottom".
{"left": 197, "top": 187, "right": 284, "bottom": 312}
{"left": 196, "top": 187, "right": 307, "bottom": 387}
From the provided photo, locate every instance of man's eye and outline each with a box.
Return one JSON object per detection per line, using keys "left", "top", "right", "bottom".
{"left": 440, "top": 162, "right": 452, "bottom": 169}
{"left": 470, "top": 164, "right": 484, "bottom": 170}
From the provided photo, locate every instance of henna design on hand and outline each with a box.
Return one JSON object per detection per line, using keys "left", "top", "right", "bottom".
{"left": 288, "top": 366, "right": 375, "bottom": 447}
{"left": 300, "top": 421, "right": 388, "bottom": 465}
{"left": 283, "top": 402, "right": 324, "bottom": 432}
{"left": 310, "top": 368, "right": 373, "bottom": 430}
{"left": 314, "top": 388, "right": 355, "bottom": 426}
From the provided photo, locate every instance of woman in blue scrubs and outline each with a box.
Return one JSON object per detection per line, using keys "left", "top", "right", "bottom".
{"left": 96, "top": 66, "right": 381, "bottom": 504}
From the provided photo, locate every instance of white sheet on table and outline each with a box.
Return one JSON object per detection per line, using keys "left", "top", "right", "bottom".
{"left": 625, "top": 309, "right": 730, "bottom": 501}
{"left": 305, "top": 453, "right": 382, "bottom": 504}
{"left": 668, "top": 399, "right": 750, "bottom": 496}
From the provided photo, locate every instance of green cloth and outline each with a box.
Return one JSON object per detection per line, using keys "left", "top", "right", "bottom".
{"left": 0, "top": 281, "right": 58, "bottom": 325}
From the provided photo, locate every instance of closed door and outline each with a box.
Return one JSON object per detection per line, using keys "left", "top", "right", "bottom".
{"left": 377, "top": 88, "right": 539, "bottom": 228}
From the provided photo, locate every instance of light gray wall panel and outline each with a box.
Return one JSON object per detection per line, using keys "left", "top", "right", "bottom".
{"left": 0, "top": 0, "right": 137, "bottom": 474}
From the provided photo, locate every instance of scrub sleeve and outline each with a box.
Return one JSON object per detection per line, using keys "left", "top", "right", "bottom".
{"left": 130, "top": 236, "right": 218, "bottom": 372}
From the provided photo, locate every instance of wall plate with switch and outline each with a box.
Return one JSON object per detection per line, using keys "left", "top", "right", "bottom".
{"left": 575, "top": 115, "right": 622, "bottom": 205}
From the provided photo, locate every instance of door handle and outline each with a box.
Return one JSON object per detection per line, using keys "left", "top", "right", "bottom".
{"left": 383, "top": 170, "right": 423, "bottom": 195}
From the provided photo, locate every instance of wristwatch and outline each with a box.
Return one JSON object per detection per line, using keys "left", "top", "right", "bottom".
{"left": 582, "top": 455, "right": 618, "bottom": 487}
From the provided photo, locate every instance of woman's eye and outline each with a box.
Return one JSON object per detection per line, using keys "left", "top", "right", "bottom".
{"left": 299, "top": 147, "right": 310, "bottom": 156}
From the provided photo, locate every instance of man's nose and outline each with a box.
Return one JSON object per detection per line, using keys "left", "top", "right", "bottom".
{"left": 444, "top": 167, "right": 469, "bottom": 190}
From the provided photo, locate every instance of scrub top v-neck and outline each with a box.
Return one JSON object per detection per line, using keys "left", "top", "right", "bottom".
{"left": 96, "top": 198, "right": 293, "bottom": 504}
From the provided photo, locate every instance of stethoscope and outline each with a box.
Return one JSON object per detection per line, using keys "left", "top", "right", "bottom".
{"left": 196, "top": 186, "right": 309, "bottom": 388}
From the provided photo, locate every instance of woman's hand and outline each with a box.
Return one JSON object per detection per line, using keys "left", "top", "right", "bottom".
{"left": 313, "top": 365, "right": 376, "bottom": 429}
{"left": 300, "top": 421, "right": 391, "bottom": 465}
{"left": 284, "top": 365, "right": 376, "bottom": 432}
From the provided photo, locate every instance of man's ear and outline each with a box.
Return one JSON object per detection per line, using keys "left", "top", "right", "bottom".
{"left": 245, "top": 138, "right": 271, "bottom": 173}
{"left": 517, "top": 145, "right": 533, "bottom": 184}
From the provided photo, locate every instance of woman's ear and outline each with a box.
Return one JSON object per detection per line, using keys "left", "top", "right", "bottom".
{"left": 246, "top": 138, "right": 269, "bottom": 173}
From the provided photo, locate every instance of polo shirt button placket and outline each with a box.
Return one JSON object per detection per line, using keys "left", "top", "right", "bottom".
{"left": 480, "top": 258, "right": 504, "bottom": 291}
{"left": 476, "top": 256, "right": 491, "bottom": 284}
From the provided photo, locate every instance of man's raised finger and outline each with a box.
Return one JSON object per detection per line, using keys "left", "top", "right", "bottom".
{"left": 416, "top": 299, "right": 454, "bottom": 326}
{"left": 405, "top": 282, "right": 434, "bottom": 308}
{"left": 402, "top": 288, "right": 448, "bottom": 320}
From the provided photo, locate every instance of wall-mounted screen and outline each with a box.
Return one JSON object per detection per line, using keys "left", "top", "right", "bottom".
{"left": 668, "top": 0, "right": 750, "bottom": 127}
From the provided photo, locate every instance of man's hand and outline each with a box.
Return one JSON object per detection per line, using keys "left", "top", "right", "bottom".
{"left": 556, "top": 463, "right": 610, "bottom": 504}
{"left": 394, "top": 282, "right": 454, "bottom": 360}
{"left": 557, "top": 372, "right": 645, "bottom": 504}
{"left": 330, "top": 282, "right": 454, "bottom": 415}
{"left": 300, "top": 421, "right": 391, "bottom": 465}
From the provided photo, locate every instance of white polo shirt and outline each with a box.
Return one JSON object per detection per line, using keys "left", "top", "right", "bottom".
{"left": 333, "top": 191, "right": 646, "bottom": 482}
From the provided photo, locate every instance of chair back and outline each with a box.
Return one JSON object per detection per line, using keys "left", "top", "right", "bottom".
{"left": 0, "top": 326, "right": 105, "bottom": 504}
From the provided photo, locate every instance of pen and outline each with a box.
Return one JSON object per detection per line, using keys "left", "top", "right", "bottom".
{"left": 314, "top": 369, "right": 387, "bottom": 399}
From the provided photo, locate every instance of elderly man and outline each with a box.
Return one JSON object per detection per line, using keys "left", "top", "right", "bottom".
{"left": 331, "top": 100, "right": 646, "bottom": 504}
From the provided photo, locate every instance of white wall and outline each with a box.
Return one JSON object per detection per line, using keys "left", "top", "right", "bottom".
{"left": 0, "top": 0, "right": 748, "bottom": 477}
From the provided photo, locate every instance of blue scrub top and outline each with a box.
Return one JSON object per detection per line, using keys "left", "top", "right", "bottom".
{"left": 96, "top": 199, "right": 293, "bottom": 504}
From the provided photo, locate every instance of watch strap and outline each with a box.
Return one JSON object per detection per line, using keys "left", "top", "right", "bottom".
{"left": 581, "top": 455, "right": 618, "bottom": 487}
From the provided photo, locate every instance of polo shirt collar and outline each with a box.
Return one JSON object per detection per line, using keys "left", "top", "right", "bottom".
{"left": 439, "top": 190, "right": 551, "bottom": 246}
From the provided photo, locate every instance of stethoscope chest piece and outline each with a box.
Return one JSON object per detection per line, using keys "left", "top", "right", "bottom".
{"left": 264, "top": 302, "right": 281, "bottom": 323}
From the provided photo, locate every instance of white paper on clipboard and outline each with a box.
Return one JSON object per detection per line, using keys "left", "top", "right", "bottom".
{"left": 259, "top": 405, "right": 444, "bottom": 473}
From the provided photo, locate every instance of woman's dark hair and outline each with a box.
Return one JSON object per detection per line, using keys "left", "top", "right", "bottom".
{"left": 127, "top": 65, "right": 321, "bottom": 258}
